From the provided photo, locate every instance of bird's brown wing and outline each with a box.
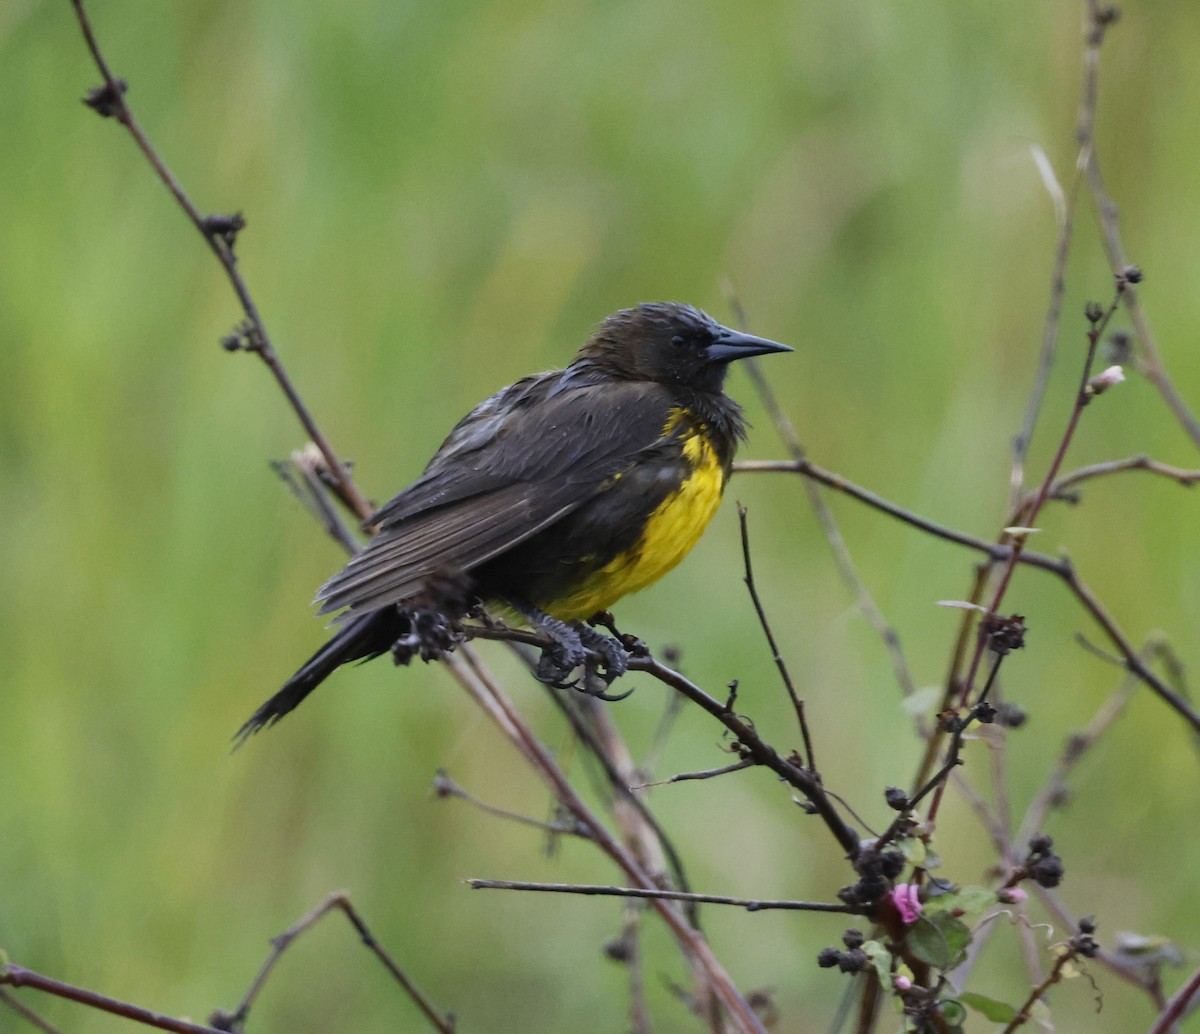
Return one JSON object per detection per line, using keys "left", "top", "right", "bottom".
{"left": 316, "top": 371, "right": 675, "bottom": 618}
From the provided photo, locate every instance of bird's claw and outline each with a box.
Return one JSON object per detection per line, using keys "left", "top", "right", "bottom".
{"left": 578, "top": 665, "right": 635, "bottom": 701}
{"left": 535, "top": 648, "right": 582, "bottom": 688}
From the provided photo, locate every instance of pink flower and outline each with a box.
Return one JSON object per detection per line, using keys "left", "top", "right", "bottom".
{"left": 894, "top": 975, "right": 913, "bottom": 991}
{"left": 998, "top": 886, "right": 1028, "bottom": 904}
{"left": 891, "top": 883, "right": 922, "bottom": 924}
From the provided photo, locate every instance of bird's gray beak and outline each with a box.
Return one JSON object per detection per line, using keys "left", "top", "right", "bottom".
{"left": 707, "top": 325, "right": 794, "bottom": 364}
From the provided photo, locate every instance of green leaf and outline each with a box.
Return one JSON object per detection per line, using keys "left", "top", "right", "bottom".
{"left": 939, "top": 999, "right": 967, "bottom": 1025}
{"left": 897, "top": 837, "right": 926, "bottom": 865}
{"left": 959, "top": 991, "right": 1018, "bottom": 1022}
{"left": 861, "top": 939, "right": 894, "bottom": 991}
{"left": 927, "top": 884, "right": 997, "bottom": 925}
{"left": 907, "top": 912, "right": 972, "bottom": 970}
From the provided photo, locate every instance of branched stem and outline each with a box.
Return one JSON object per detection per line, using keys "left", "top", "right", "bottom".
{"left": 69, "top": 0, "right": 372, "bottom": 521}
{"left": 213, "top": 892, "right": 455, "bottom": 1034}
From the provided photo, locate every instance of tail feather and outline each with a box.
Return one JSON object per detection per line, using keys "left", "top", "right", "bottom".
{"left": 234, "top": 609, "right": 400, "bottom": 747}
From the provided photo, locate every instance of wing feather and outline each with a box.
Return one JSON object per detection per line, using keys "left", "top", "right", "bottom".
{"left": 319, "top": 373, "right": 676, "bottom": 617}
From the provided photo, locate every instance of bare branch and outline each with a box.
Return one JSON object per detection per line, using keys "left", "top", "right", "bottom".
{"left": 631, "top": 760, "right": 755, "bottom": 789}
{"left": 737, "top": 504, "right": 815, "bottom": 768}
{"left": 725, "top": 283, "right": 918, "bottom": 704}
{"left": 1043, "top": 455, "right": 1200, "bottom": 502}
{"left": 69, "top": 0, "right": 373, "bottom": 520}
{"left": 1145, "top": 962, "right": 1200, "bottom": 1034}
{"left": 734, "top": 458, "right": 1200, "bottom": 736}
{"left": 466, "top": 880, "right": 856, "bottom": 913}
{"left": 432, "top": 770, "right": 589, "bottom": 838}
{"left": 213, "top": 891, "right": 455, "bottom": 1034}
{"left": 0, "top": 988, "right": 66, "bottom": 1034}
{"left": 0, "top": 964, "right": 227, "bottom": 1034}
{"left": 444, "top": 647, "right": 771, "bottom": 1034}
{"left": 1078, "top": 0, "right": 1200, "bottom": 449}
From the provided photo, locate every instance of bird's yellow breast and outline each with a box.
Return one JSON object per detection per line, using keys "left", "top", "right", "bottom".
{"left": 546, "top": 427, "right": 726, "bottom": 621}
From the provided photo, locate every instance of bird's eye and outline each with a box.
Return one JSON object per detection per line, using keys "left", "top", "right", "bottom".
{"left": 671, "top": 334, "right": 686, "bottom": 348}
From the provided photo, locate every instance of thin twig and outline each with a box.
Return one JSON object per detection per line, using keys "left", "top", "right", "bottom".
{"left": 631, "top": 760, "right": 755, "bottom": 789}
{"left": 1017, "top": 657, "right": 1142, "bottom": 847}
{"left": 734, "top": 459, "right": 1069, "bottom": 572}
{"left": 1042, "top": 455, "right": 1200, "bottom": 502}
{"left": 1078, "top": 0, "right": 1200, "bottom": 449}
{"left": 69, "top": 0, "right": 372, "bottom": 521}
{"left": 726, "top": 286, "right": 918, "bottom": 703}
{"left": 1145, "top": 962, "right": 1200, "bottom": 1034}
{"left": 737, "top": 504, "right": 815, "bottom": 768}
{"left": 432, "top": 770, "right": 588, "bottom": 837}
{"left": 1032, "top": 887, "right": 1165, "bottom": 1006}
{"left": 628, "top": 656, "right": 862, "bottom": 858}
{"left": 1009, "top": 142, "right": 1082, "bottom": 504}
{"left": 0, "top": 987, "right": 66, "bottom": 1034}
{"left": 999, "top": 950, "right": 1077, "bottom": 1034}
{"left": 445, "top": 646, "right": 769, "bottom": 1034}
{"left": 466, "top": 880, "right": 856, "bottom": 913}
{"left": 0, "top": 965, "right": 227, "bottom": 1034}
{"left": 213, "top": 891, "right": 455, "bottom": 1034}
{"left": 534, "top": 670, "right": 701, "bottom": 927}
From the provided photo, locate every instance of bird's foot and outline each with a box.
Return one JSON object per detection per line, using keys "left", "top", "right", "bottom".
{"left": 572, "top": 622, "right": 633, "bottom": 701}
{"left": 390, "top": 605, "right": 464, "bottom": 666}
{"left": 577, "top": 622, "right": 629, "bottom": 681}
{"left": 508, "top": 602, "right": 586, "bottom": 687}
{"left": 509, "top": 601, "right": 632, "bottom": 696}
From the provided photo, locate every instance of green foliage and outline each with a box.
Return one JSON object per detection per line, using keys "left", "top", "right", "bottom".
{"left": 907, "top": 912, "right": 972, "bottom": 971}
{"left": 960, "top": 991, "right": 1019, "bottom": 1023}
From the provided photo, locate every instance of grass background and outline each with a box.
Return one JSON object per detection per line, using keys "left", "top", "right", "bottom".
{"left": 2, "top": 1, "right": 1199, "bottom": 1030}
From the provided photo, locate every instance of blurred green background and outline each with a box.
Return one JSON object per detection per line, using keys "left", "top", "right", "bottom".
{"left": 2, "top": 1, "right": 1199, "bottom": 1030}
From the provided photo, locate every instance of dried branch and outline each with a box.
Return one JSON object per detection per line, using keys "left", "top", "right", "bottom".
{"left": 1078, "top": 0, "right": 1200, "bottom": 449}
{"left": 733, "top": 458, "right": 1200, "bottom": 736}
{"left": 432, "top": 770, "right": 588, "bottom": 837}
{"left": 737, "top": 504, "right": 815, "bottom": 768}
{"left": 1043, "top": 455, "right": 1200, "bottom": 502}
{"left": 0, "top": 987, "right": 65, "bottom": 1034}
{"left": 628, "top": 655, "right": 862, "bottom": 858}
{"left": 630, "top": 760, "right": 755, "bottom": 789}
{"left": 0, "top": 963, "right": 227, "bottom": 1034}
{"left": 1145, "top": 963, "right": 1200, "bottom": 1034}
{"left": 445, "top": 646, "right": 770, "bottom": 1034}
{"left": 466, "top": 880, "right": 856, "bottom": 913}
{"left": 212, "top": 891, "right": 455, "bottom": 1034}
{"left": 69, "top": 0, "right": 372, "bottom": 521}
{"left": 1011, "top": 144, "right": 1081, "bottom": 505}
{"left": 726, "top": 286, "right": 918, "bottom": 704}
{"left": 1017, "top": 657, "right": 1142, "bottom": 846}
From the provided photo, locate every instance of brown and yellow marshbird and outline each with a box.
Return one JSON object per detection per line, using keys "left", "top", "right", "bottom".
{"left": 238, "top": 302, "right": 791, "bottom": 741}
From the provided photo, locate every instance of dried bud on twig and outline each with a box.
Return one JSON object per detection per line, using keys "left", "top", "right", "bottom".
{"left": 1086, "top": 365, "right": 1126, "bottom": 398}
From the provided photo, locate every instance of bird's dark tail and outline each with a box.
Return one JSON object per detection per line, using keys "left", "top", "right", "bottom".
{"left": 233, "top": 609, "right": 401, "bottom": 748}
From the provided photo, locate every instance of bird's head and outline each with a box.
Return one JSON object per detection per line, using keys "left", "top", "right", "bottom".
{"left": 578, "top": 302, "right": 792, "bottom": 394}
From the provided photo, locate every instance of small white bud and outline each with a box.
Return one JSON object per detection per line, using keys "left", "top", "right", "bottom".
{"left": 1087, "top": 365, "right": 1126, "bottom": 396}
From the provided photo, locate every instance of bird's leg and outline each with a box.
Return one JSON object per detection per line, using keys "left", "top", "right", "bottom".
{"left": 587, "top": 611, "right": 648, "bottom": 663}
{"left": 507, "top": 599, "right": 587, "bottom": 688}
{"left": 576, "top": 621, "right": 629, "bottom": 682}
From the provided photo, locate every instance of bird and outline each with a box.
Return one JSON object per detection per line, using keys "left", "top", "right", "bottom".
{"left": 236, "top": 302, "right": 792, "bottom": 742}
